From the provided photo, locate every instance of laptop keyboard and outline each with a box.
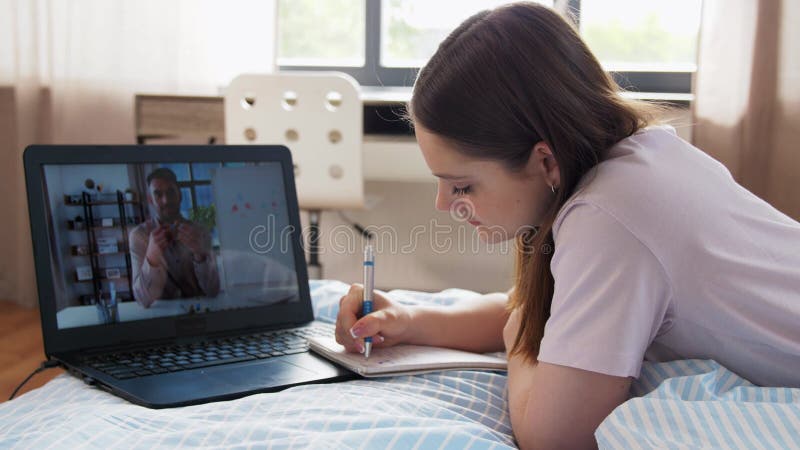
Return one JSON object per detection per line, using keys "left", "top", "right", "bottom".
{"left": 85, "top": 325, "right": 333, "bottom": 380}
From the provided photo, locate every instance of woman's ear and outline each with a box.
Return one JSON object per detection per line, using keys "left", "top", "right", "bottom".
{"left": 526, "top": 141, "right": 561, "bottom": 190}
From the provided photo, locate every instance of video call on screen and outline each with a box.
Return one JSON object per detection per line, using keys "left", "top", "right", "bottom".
{"left": 42, "top": 161, "right": 300, "bottom": 330}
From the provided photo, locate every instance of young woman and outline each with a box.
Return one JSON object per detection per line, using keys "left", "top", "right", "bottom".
{"left": 335, "top": 3, "right": 800, "bottom": 448}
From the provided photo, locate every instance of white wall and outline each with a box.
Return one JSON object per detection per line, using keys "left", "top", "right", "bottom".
{"left": 310, "top": 107, "right": 694, "bottom": 294}
{"left": 665, "top": 107, "right": 694, "bottom": 142}
{"left": 303, "top": 181, "right": 517, "bottom": 294}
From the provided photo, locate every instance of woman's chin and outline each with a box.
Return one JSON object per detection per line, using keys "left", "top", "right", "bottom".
{"left": 475, "top": 225, "right": 514, "bottom": 244}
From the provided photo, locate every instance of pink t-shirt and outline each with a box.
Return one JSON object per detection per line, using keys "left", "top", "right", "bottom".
{"left": 536, "top": 126, "right": 800, "bottom": 387}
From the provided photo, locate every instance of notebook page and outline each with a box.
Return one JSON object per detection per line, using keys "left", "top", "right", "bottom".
{"left": 308, "top": 336, "right": 507, "bottom": 377}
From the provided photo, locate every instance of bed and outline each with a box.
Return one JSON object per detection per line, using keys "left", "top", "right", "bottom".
{"left": 1, "top": 280, "right": 798, "bottom": 449}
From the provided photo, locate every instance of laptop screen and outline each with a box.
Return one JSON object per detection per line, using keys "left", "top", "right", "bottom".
{"left": 40, "top": 161, "right": 300, "bottom": 330}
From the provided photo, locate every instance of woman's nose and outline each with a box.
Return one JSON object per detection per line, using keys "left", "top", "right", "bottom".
{"left": 434, "top": 186, "right": 451, "bottom": 212}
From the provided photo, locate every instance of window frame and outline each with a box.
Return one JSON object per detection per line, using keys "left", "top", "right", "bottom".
{"left": 158, "top": 162, "right": 216, "bottom": 220}
{"left": 278, "top": 0, "right": 693, "bottom": 93}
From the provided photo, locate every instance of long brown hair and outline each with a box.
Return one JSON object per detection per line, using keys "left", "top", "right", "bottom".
{"left": 408, "top": 2, "right": 663, "bottom": 361}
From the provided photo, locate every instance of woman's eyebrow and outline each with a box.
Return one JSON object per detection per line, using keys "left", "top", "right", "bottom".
{"left": 432, "top": 173, "right": 471, "bottom": 180}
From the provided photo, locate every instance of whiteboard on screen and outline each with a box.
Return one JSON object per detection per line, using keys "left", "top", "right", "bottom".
{"left": 212, "top": 165, "right": 297, "bottom": 290}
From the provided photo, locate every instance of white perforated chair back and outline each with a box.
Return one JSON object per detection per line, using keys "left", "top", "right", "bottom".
{"left": 224, "top": 72, "right": 364, "bottom": 210}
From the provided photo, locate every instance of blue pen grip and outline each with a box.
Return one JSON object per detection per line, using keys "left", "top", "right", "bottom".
{"left": 362, "top": 300, "right": 373, "bottom": 343}
{"left": 363, "top": 246, "right": 375, "bottom": 346}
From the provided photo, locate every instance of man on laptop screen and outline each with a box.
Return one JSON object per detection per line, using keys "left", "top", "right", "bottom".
{"left": 42, "top": 160, "right": 298, "bottom": 329}
{"left": 130, "top": 167, "right": 220, "bottom": 308}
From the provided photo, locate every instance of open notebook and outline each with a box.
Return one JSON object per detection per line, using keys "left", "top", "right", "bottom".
{"left": 308, "top": 336, "right": 508, "bottom": 377}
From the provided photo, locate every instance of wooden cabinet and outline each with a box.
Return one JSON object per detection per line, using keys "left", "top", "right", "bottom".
{"left": 135, "top": 95, "right": 225, "bottom": 144}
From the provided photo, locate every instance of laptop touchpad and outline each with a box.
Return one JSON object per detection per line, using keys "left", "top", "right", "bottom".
{"left": 207, "top": 359, "right": 319, "bottom": 388}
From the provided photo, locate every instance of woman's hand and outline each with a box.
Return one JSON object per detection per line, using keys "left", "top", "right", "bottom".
{"left": 335, "top": 283, "right": 414, "bottom": 354}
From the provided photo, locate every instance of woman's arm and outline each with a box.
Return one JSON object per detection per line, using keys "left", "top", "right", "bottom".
{"left": 504, "top": 309, "right": 632, "bottom": 450}
{"left": 404, "top": 291, "right": 510, "bottom": 353}
{"left": 337, "top": 285, "right": 510, "bottom": 354}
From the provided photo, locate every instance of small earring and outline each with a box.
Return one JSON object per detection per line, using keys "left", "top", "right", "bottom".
{"left": 550, "top": 184, "right": 556, "bottom": 194}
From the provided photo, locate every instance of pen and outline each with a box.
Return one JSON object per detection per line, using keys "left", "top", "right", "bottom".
{"left": 362, "top": 245, "right": 375, "bottom": 359}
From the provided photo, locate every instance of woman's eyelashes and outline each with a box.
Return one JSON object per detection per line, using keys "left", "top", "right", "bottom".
{"left": 452, "top": 185, "right": 472, "bottom": 196}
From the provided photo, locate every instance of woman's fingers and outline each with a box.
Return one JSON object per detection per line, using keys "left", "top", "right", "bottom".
{"left": 335, "top": 287, "right": 364, "bottom": 352}
{"left": 334, "top": 283, "right": 400, "bottom": 353}
{"left": 349, "top": 309, "right": 389, "bottom": 340}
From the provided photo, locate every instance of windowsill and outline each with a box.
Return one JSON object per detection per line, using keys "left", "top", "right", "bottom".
{"left": 360, "top": 86, "right": 414, "bottom": 105}
{"left": 360, "top": 85, "right": 693, "bottom": 105}
{"left": 620, "top": 91, "right": 693, "bottom": 103}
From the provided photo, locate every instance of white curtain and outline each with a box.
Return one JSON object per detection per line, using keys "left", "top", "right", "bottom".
{"left": 0, "top": 0, "right": 277, "bottom": 307}
{"left": 693, "top": 0, "right": 800, "bottom": 221}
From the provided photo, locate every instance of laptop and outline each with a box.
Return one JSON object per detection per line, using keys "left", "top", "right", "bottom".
{"left": 23, "top": 144, "right": 355, "bottom": 408}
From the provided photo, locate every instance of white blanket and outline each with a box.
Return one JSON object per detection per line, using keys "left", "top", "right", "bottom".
{"left": 2, "top": 280, "right": 798, "bottom": 449}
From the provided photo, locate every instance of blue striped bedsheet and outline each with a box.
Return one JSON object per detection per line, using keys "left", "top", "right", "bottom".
{"left": 1, "top": 280, "right": 798, "bottom": 449}
{"left": 598, "top": 359, "right": 800, "bottom": 449}
{"left": 0, "top": 281, "right": 515, "bottom": 450}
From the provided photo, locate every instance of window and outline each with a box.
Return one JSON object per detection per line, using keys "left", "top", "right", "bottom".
{"left": 379, "top": 0, "right": 547, "bottom": 68}
{"left": 277, "top": 0, "right": 365, "bottom": 67}
{"left": 278, "top": 0, "right": 701, "bottom": 93}
{"left": 579, "top": 0, "right": 701, "bottom": 93}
